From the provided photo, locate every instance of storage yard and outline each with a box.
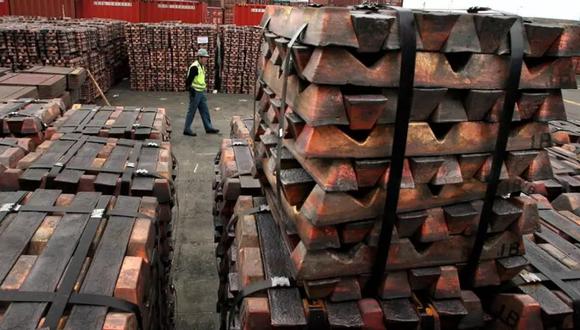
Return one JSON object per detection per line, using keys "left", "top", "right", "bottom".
{"left": 0, "top": 1, "right": 579, "bottom": 330}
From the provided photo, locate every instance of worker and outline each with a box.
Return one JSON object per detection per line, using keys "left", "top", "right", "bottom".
{"left": 184, "top": 48, "right": 219, "bottom": 136}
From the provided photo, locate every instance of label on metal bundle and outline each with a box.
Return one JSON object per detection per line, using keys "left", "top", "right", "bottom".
{"left": 197, "top": 36, "right": 208, "bottom": 44}
{"left": 93, "top": 1, "right": 133, "bottom": 7}
{"left": 157, "top": 4, "right": 196, "bottom": 10}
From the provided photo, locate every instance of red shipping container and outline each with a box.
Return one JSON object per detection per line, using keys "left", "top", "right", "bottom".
{"left": 0, "top": 0, "right": 9, "bottom": 15}
{"left": 9, "top": 0, "right": 75, "bottom": 17}
{"left": 140, "top": 0, "right": 206, "bottom": 23}
{"left": 233, "top": 4, "right": 265, "bottom": 26}
{"left": 206, "top": 6, "right": 223, "bottom": 24}
{"left": 80, "top": 0, "right": 140, "bottom": 22}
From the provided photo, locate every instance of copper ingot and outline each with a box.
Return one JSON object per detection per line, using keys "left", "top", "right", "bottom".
{"left": 270, "top": 133, "right": 550, "bottom": 194}
{"left": 551, "top": 192, "right": 580, "bottom": 213}
{"left": 350, "top": 11, "right": 394, "bottom": 53}
{"left": 103, "top": 313, "right": 138, "bottom": 330}
{"left": 291, "top": 229, "right": 525, "bottom": 280}
{"left": 0, "top": 255, "right": 37, "bottom": 290}
{"left": 379, "top": 271, "right": 411, "bottom": 299}
{"left": 300, "top": 179, "right": 523, "bottom": 226}
{"left": 285, "top": 139, "right": 357, "bottom": 191}
{"left": 263, "top": 59, "right": 567, "bottom": 127}
{"left": 381, "top": 298, "right": 420, "bottom": 328}
{"left": 329, "top": 278, "right": 362, "bottom": 302}
{"left": 429, "top": 266, "right": 461, "bottom": 299}
{"left": 443, "top": 202, "right": 479, "bottom": 235}
{"left": 518, "top": 283, "right": 573, "bottom": 324}
{"left": 261, "top": 157, "right": 340, "bottom": 250}
{"left": 298, "top": 48, "right": 576, "bottom": 89}
{"left": 237, "top": 247, "right": 264, "bottom": 287}
{"left": 293, "top": 122, "right": 551, "bottom": 159}
{"left": 409, "top": 267, "right": 441, "bottom": 290}
{"left": 263, "top": 6, "right": 580, "bottom": 55}
{"left": 340, "top": 220, "right": 374, "bottom": 245}
{"left": 417, "top": 208, "right": 449, "bottom": 243}
{"left": 114, "top": 256, "right": 147, "bottom": 307}
{"left": 358, "top": 299, "right": 386, "bottom": 330}
{"left": 489, "top": 294, "right": 543, "bottom": 329}
{"left": 241, "top": 297, "right": 271, "bottom": 329}
{"left": 546, "top": 20, "right": 580, "bottom": 56}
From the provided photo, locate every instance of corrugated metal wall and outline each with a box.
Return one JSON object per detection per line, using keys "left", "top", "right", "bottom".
{"left": 80, "top": 0, "right": 140, "bottom": 22}
{"left": 9, "top": 0, "right": 76, "bottom": 17}
{"left": 233, "top": 4, "right": 265, "bottom": 26}
{"left": 0, "top": 0, "right": 9, "bottom": 16}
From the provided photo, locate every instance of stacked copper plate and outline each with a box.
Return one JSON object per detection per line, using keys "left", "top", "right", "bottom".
{"left": 217, "top": 5, "right": 580, "bottom": 329}
{"left": 220, "top": 25, "right": 263, "bottom": 94}
{"left": 125, "top": 23, "right": 218, "bottom": 92}
{"left": 0, "top": 17, "right": 127, "bottom": 103}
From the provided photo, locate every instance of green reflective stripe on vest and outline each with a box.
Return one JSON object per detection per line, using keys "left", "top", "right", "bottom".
{"left": 190, "top": 60, "right": 206, "bottom": 92}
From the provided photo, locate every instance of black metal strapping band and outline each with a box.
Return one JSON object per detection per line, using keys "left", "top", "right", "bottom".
{"left": 226, "top": 277, "right": 293, "bottom": 330}
{"left": 0, "top": 202, "right": 146, "bottom": 330}
{"left": 252, "top": 16, "right": 272, "bottom": 149}
{"left": 276, "top": 23, "right": 307, "bottom": 206}
{"left": 463, "top": 19, "right": 524, "bottom": 287}
{"left": 365, "top": 7, "right": 417, "bottom": 296}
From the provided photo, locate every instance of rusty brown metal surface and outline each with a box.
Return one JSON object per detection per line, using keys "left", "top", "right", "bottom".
{"left": 261, "top": 62, "right": 567, "bottom": 127}
{"left": 295, "top": 47, "right": 577, "bottom": 89}
{"left": 261, "top": 5, "right": 580, "bottom": 56}
{"left": 290, "top": 122, "right": 551, "bottom": 159}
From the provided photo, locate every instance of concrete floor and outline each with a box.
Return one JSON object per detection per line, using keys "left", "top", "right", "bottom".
{"left": 102, "top": 78, "right": 580, "bottom": 330}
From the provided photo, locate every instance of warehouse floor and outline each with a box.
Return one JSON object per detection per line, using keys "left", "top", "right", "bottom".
{"left": 102, "top": 78, "right": 580, "bottom": 330}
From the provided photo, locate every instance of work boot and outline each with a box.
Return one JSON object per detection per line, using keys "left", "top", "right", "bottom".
{"left": 206, "top": 128, "right": 220, "bottom": 134}
{"left": 183, "top": 131, "right": 197, "bottom": 137}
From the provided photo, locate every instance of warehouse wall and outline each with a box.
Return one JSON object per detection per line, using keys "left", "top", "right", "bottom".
{"left": 404, "top": 0, "right": 579, "bottom": 20}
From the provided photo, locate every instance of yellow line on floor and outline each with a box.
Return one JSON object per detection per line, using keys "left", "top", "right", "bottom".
{"left": 564, "top": 99, "right": 580, "bottom": 107}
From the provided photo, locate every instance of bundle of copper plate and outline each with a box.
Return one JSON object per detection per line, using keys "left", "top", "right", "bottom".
{"left": 0, "top": 190, "right": 173, "bottom": 330}
{"left": 125, "top": 23, "right": 218, "bottom": 92}
{"left": 220, "top": 25, "right": 263, "bottom": 94}
{"left": 216, "top": 5, "right": 580, "bottom": 329}
{"left": 0, "top": 17, "right": 128, "bottom": 103}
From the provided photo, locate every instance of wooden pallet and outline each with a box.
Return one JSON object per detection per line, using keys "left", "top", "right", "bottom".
{"left": 47, "top": 105, "right": 171, "bottom": 141}
{"left": 0, "top": 190, "right": 172, "bottom": 330}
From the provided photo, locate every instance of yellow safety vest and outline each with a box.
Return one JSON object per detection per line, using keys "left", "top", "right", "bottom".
{"left": 189, "top": 60, "right": 206, "bottom": 92}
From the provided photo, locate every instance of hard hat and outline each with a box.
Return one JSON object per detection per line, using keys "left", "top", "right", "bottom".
{"left": 197, "top": 49, "right": 210, "bottom": 57}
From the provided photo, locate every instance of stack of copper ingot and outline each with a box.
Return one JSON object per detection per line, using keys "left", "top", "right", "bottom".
{"left": 0, "top": 190, "right": 173, "bottom": 330}
{"left": 0, "top": 102, "right": 176, "bottom": 329}
{"left": 125, "top": 23, "right": 217, "bottom": 92}
{"left": 220, "top": 25, "right": 262, "bottom": 94}
{"left": 215, "top": 5, "right": 580, "bottom": 329}
{"left": 0, "top": 98, "right": 66, "bottom": 147}
{"left": 46, "top": 104, "right": 172, "bottom": 142}
{"left": 0, "top": 17, "right": 127, "bottom": 103}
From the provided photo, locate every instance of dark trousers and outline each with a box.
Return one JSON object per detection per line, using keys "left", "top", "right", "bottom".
{"left": 184, "top": 90, "right": 213, "bottom": 133}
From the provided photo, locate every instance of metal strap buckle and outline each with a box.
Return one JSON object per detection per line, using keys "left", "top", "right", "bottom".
{"left": 0, "top": 203, "right": 19, "bottom": 212}
{"left": 519, "top": 270, "right": 542, "bottom": 283}
{"left": 91, "top": 208, "right": 105, "bottom": 219}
